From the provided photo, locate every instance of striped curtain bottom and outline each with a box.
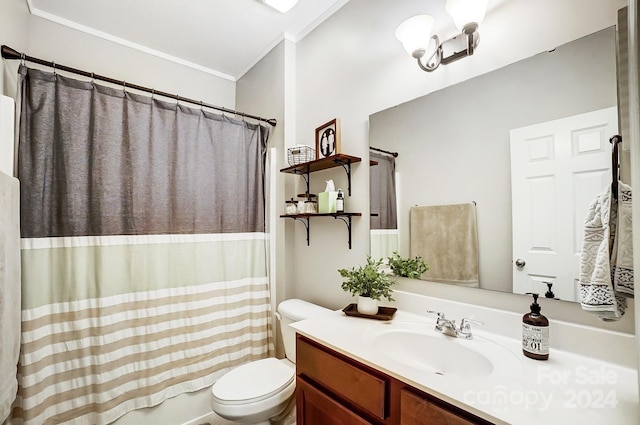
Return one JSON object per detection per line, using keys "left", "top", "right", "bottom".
{"left": 14, "top": 279, "right": 272, "bottom": 424}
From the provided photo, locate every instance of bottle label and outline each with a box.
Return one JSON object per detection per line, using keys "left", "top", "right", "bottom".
{"left": 522, "top": 323, "right": 549, "bottom": 355}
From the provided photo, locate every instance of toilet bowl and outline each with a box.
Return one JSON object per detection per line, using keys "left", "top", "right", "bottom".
{"left": 210, "top": 358, "right": 295, "bottom": 424}
{"left": 210, "top": 299, "right": 331, "bottom": 424}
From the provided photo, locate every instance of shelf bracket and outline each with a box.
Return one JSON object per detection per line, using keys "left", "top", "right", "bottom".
{"left": 333, "top": 158, "right": 353, "bottom": 196}
{"left": 292, "top": 167, "right": 310, "bottom": 196}
{"left": 291, "top": 216, "right": 310, "bottom": 246}
{"left": 334, "top": 215, "right": 353, "bottom": 249}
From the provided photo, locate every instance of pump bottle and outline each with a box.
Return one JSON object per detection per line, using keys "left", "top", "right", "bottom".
{"left": 336, "top": 189, "right": 344, "bottom": 213}
{"left": 522, "top": 293, "right": 549, "bottom": 360}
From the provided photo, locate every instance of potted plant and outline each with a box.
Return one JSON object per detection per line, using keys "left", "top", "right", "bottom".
{"left": 387, "top": 251, "right": 429, "bottom": 279}
{"left": 338, "top": 256, "right": 397, "bottom": 315}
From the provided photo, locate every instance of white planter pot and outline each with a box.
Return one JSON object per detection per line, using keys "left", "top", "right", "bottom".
{"left": 357, "top": 296, "right": 379, "bottom": 315}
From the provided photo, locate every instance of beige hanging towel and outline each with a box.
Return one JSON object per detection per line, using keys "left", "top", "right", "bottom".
{"left": 410, "top": 203, "right": 479, "bottom": 286}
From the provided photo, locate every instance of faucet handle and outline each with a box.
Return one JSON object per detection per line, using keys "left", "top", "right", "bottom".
{"left": 460, "top": 318, "right": 484, "bottom": 331}
{"left": 426, "top": 310, "right": 446, "bottom": 319}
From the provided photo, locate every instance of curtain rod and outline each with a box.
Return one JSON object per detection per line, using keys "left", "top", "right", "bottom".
{"left": 1, "top": 45, "right": 277, "bottom": 127}
{"left": 369, "top": 146, "right": 398, "bottom": 157}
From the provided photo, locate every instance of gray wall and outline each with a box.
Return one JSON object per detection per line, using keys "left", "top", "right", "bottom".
{"left": 287, "top": 0, "right": 627, "bottom": 335}
{"left": 370, "top": 27, "right": 617, "bottom": 293}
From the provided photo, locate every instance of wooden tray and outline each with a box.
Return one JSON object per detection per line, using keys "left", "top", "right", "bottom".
{"left": 342, "top": 303, "right": 397, "bottom": 321}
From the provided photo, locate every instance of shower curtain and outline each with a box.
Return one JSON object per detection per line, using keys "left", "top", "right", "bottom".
{"left": 12, "top": 66, "right": 273, "bottom": 424}
{"left": 369, "top": 151, "right": 398, "bottom": 259}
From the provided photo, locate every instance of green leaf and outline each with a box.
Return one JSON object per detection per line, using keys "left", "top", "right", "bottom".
{"left": 387, "top": 251, "right": 429, "bottom": 279}
{"left": 338, "top": 255, "right": 397, "bottom": 301}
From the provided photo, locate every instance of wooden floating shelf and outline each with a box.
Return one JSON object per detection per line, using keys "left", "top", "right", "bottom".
{"left": 280, "top": 154, "right": 362, "bottom": 174}
{"left": 280, "top": 212, "right": 362, "bottom": 218}
{"left": 280, "top": 212, "right": 362, "bottom": 249}
{"left": 280, "top": 153, "right": 367, "bottom": 249}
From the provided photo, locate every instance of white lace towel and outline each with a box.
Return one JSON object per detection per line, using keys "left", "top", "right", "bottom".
{"left": 579, "top": 181, "right": 633, "bottom": 321}
{"left": 612, "top": 182, "right": 634, "bottom": 297}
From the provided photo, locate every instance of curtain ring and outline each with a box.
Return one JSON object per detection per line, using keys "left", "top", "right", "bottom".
{"left": 200, "top": 100, "right": 204, "bottom": 111}
{"left": 20, "top": 53, "right": 25, "bottom": 66}
{"left": 52, "top": 62, "right": 57, "bottom": 76}
{"left": 151, "top": 89, "right": 155, "bottom": 99}
{"left": 122, "top": 81, "right": 127, "bottom": 92}
{"left": 90, "top": 72, "right": 95, "bottom": 85}
{"left": 176, "top": 95, "right": 180, "bottom": 105}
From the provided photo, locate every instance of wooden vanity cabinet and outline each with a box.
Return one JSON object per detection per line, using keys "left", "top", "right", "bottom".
{"left": 400, "top": 389, "right": 478, "bottom": 425}
{"left": 296, "top": 335, "right": 493, "bottom": 425}
{"left": 296, "top": 377, "right": 374, "bottom": 425}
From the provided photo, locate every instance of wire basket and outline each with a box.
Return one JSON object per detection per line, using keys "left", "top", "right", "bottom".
{"left": 287, "top": 145, "right": 315, "bottom": 166}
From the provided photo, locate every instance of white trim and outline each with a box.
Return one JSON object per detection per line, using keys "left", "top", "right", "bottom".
{"left": 220, "top": 0, "right": 351, "bottom": 79}
{"left": 627, "top": 0, "right": 640, "bottom": 391}
{"left": 237, "top": 33, "right": 287, "bottom": 80}
{"left": 26, "top": 0, "right": 236, "bottom": 82}
{"left": 26, "top": 0, "right": 349, "bottom": 83}
{"left": 268, "top": 147, "right": 278, "bottom": 326}
{"left": 289, "top": 0, "right": 350, "bottom": 43}
{"left": 21, "top": 233, "right": 268, "bottom": 250}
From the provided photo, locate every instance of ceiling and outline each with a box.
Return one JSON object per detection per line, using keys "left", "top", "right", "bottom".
{"left": 27, "top": 0, "right": 350, "bottom": 81}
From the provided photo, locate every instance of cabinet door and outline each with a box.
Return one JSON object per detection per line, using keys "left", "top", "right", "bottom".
{"left": 297, "top": 377, "right": 374, "bottom": 425}
{"left": 296, "top": 336, "right": 388, "bottom": 419}
{"left": 400, "top": 389, "right": 480, "bottom": 425}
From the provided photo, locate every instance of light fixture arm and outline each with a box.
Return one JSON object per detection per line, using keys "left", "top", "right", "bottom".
{"left": 416, "top": 25, "right": 480, "bottom": 72}
{"left": 415, "top": 35, "right": 443, "bottom": 72}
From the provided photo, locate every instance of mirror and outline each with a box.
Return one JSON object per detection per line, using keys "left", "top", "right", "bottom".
{"left": 369, "top": 27, "right": 620, "bottom": 300}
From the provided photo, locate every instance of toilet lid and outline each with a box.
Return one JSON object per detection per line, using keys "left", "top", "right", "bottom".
{"left": 211, "top": 358, "right": 294, "bottom": 405}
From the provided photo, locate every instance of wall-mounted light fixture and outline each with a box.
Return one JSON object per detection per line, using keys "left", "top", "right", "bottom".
{"left": 263, "top": 0, "right": 299, "bottom": 13}
{"left": 395, "top": 0, "right": 489, "bottom": 72}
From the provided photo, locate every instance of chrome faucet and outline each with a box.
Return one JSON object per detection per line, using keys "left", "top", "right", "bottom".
{"left": 426, "top": 310, "right": 484, "bottom": 340}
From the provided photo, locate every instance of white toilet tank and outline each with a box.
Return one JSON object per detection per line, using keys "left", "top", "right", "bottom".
{"left": 277, "top": 299, "right": 331, "bottom": 364}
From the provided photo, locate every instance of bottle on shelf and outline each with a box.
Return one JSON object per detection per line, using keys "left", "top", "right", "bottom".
{"left": 336, "top": 189, "right": 344, "bottom": 213}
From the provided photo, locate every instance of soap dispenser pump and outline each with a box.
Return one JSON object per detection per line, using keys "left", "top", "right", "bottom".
{"left": 522, "top": 293, "right": 549, "bottom": 360}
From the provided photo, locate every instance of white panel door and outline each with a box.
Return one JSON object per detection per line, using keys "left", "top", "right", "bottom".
{"left": 510, "top": 107, "right": 618, "bottom": 302}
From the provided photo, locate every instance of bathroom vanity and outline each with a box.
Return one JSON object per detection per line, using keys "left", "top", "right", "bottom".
{"left": 296, "top": 334, "right": 490, "bottom": 424}
{"left": 291, "top": 299, "right": 638, "bottom": 425}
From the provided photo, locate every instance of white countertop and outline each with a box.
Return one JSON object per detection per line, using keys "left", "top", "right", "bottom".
{"left": 291, "top": 309, "right": 639, "bottom": 425}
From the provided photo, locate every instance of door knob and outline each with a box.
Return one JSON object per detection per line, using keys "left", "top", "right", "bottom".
{"left": 515, "top": 259, "right": 526, "bottom": 268}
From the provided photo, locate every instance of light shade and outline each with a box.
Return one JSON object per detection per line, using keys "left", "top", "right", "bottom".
{"left": 445, "top": 0, "right": 489, "bottom": 32}
{"left": 263, "top": 0, "right": 299, "bottom": 13}
{"left": 395, "top": 15, "right": 435, "bottom": 57}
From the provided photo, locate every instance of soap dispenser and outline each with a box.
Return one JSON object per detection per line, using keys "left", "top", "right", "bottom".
{"left": 522, "top": 293, "right": 549, "bottom": 360}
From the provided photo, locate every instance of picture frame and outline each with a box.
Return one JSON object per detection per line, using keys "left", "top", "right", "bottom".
{"left": 315, "top": 118, "right": 341, "bottom": 159}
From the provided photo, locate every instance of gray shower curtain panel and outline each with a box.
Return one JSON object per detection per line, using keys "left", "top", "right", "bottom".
{"left": 18, "top": 66, "right": 268, "bottom": 238}
{"left": 370, "top": 151, "right": 397, "bottom": 230}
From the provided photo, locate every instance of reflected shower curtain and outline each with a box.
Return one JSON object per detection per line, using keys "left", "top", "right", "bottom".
{"left": 370, "top": 151, "right": 398, "bottom": 259}
{"left": 12, "top": 66, "right": 273, "bottom": 424}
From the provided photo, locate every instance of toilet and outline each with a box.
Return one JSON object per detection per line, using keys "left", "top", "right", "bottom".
{"left": 210, "top": 299, "right": 331, "bottom": 424}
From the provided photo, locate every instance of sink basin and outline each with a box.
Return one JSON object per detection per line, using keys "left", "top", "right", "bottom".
{"left": 366, "top": 322, "right": 521, "bottom": 379}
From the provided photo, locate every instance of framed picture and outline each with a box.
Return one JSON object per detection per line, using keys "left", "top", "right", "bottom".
{"left": 315, "top": 118, "right": 341, "bottom": 159}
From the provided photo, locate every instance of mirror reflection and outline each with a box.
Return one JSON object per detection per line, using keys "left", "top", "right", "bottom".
{"left": 369, "top": 27, "right": 620, "bottom": 302}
